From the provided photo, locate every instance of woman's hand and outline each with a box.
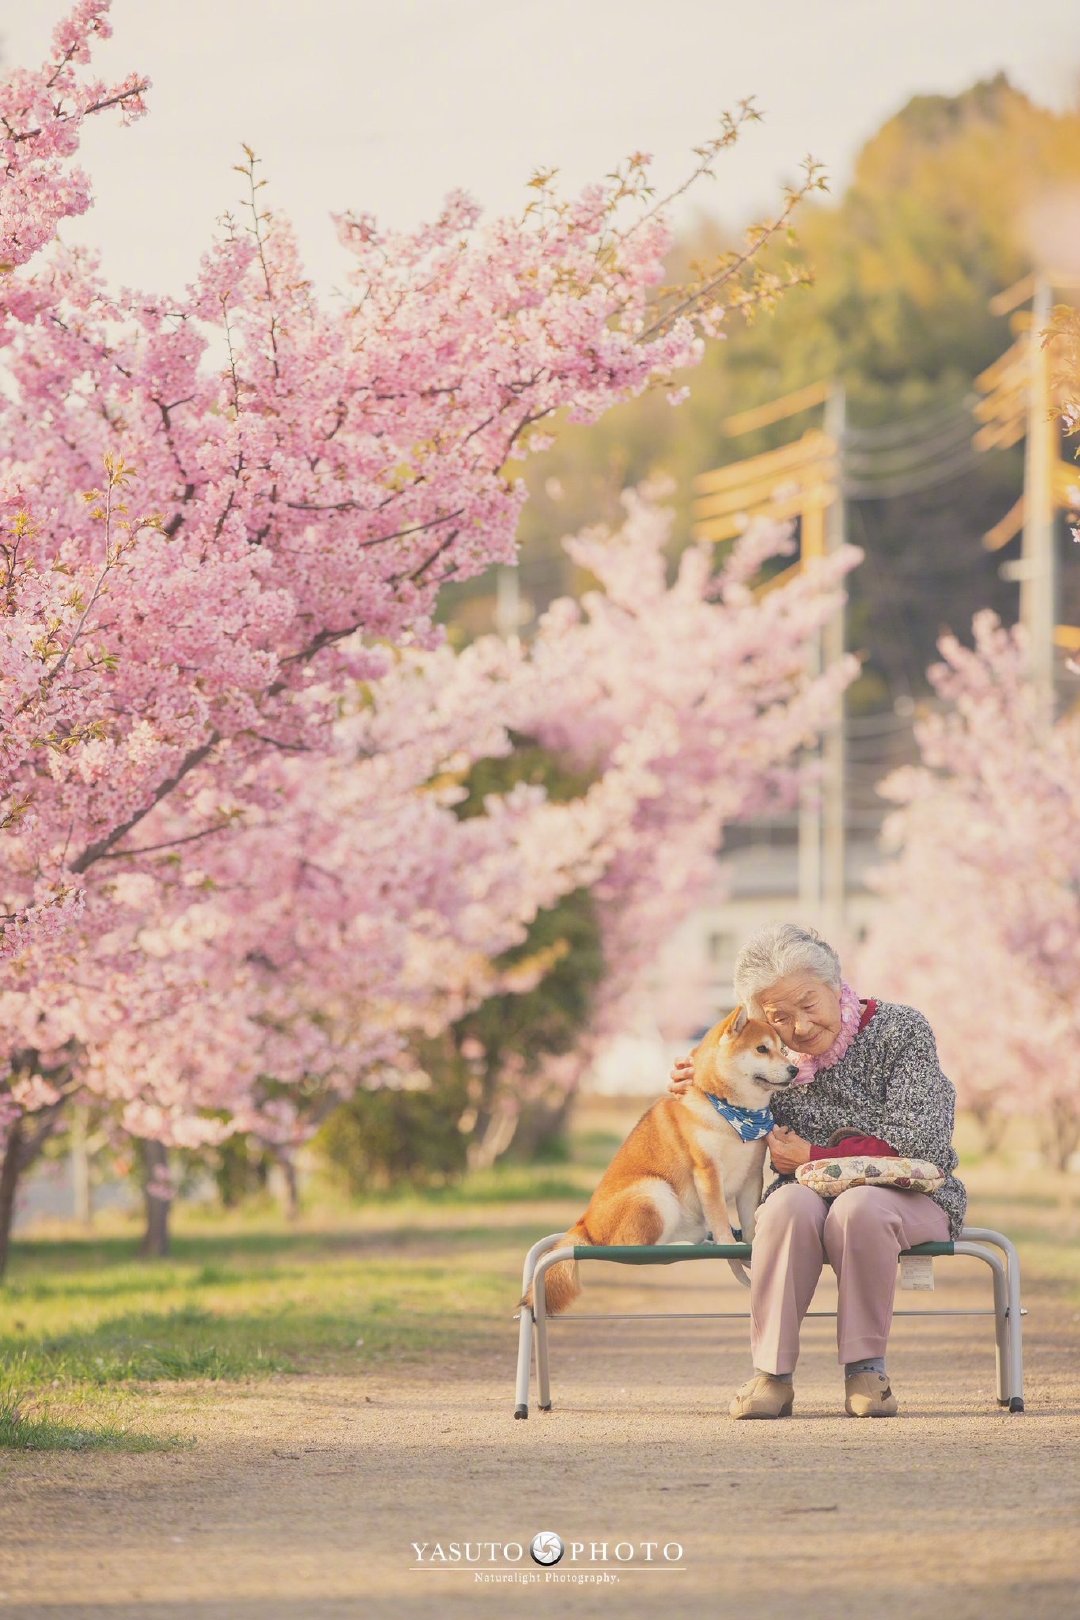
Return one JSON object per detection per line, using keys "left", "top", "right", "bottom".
{"left": 767, "top": 1125, "right": 812, "bottom": 1174}
{"left": 668, "top": 1055, "right": 694, "bottom": 1095}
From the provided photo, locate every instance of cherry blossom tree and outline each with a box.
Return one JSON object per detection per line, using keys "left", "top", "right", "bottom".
{"left": 80, "top": 489, "right": 861, "bottom": 1188}
{"left": 855, "top": 609, "right": 1080, "bottom": 1168}
{"left": 1, "top": 4, "right": 818, "bottom": 977}
{"left": 1, "top": 484, "right": 860, "bottom": 1253}
{"left": 1, "top": 2, "right": 837, "bottom": 1256}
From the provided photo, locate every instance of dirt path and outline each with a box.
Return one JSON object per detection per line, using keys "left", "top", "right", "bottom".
{"left": 1, "top": 1240, "right": 1077, "bottom": 1620}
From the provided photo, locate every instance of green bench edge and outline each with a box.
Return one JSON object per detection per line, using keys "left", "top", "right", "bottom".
{"left": 571, "top": 1240, "right": 955, "bottom": 1263}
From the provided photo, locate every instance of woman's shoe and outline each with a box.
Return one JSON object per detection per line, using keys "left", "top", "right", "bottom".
{"left": 844, "top": 1370, "right": 899, "bottom": 1417}
{"left": 729, "top": 1373, "right": 794, "bottom": 1419}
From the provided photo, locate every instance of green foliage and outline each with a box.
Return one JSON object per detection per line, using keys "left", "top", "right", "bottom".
{"left": 452, "top": 737, "right": 605, "bottom": 1163}
{"left": 459, "top": 880, "right": 602, "bottom": 1087}
{"left": 453, "top": 732, "right": 604, "bottom": 1056}
{"left": 314, "top": 1065, "right": 471, "bottom": 1196}
{"left": 442, "top": 75, "right": 1080, "bottom": 702}
{"left": 453, "top": 729, "right": 593, "bottom": 815}
{"left": 210, "top": 1131, "right": 273, "bottom": 1209}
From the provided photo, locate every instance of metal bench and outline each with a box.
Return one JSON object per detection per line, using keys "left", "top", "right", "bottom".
{"left": 513, "top": 1227, "right": 1025, "bottom": 1418}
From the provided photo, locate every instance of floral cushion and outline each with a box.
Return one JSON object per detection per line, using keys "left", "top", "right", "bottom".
{"left": 795, "top": 1155, "right": 945, "bottom": 1197}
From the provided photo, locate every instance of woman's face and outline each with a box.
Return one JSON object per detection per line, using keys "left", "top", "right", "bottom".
{"left": 757, "top": 972, "right": 842, "bottom": 1055}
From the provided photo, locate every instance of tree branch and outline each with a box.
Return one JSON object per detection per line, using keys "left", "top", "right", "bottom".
{"left": 70, "top": 734, "right": 220, "bottom": 874}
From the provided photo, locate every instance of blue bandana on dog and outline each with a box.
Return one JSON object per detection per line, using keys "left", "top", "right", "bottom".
{"left": 704, "top": 1093, "right": 774, "bottom": 1141}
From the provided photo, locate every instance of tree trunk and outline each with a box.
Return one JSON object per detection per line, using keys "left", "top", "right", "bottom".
{"left": 0, "top": 1119, "right": 25, "bottom": 1282}
{"left": 1050, "top": 1101, "right": 1080, "bottom": 1174}
{"left": 1036, "top": 1101, "right": 1080, "bottom": 1174}
{"left": 271, "top": 1149, "right": 300, "bottom": 1220}
{"left": 0, "top": 1056, "right": 73, "bottom": 1278}
{"left": 466, "top": 1103, "right": 520, "bottom": 1171}
{"left": 70, "top": 1104, "right": 93, "bottom": 1226}
{"left": 971, "top": 1100, "right": 1006, "bottom": 1157}
{"left": 510, "top": 1087, "right": 577, "bottom": 1161}
{"left": 0, "top": 1106, "right": 65, "bottom": 1279}
{"left": 140, "top": 1140, "right": 172, "bottom": 1258}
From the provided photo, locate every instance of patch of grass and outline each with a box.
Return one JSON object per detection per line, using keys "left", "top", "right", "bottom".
{"left": 0, "top": 1306, "right": 298, "bottom": 1395}
{"left": 426, "top": 1167, "right": 590, "bottom": 1204}
{"left": 0, "top": 1217, "right": 523, "bottom": 1444}
{"left": 316, "top": 1159, "right": 596, "bottom": 1207}
{"left": 0, "top": 1399, "right": 190, "bottom": 1452}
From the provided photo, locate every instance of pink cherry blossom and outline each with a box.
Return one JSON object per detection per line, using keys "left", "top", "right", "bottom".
{"left": 855, "top": 609, "right": 1080, "bottom": 1168}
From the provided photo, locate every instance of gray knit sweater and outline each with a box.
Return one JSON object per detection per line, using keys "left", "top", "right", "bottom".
{"left": 763, "top": 998, "right": 967, "bottom": 1241}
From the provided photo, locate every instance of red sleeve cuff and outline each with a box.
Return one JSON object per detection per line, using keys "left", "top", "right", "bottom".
{"left": 807, "top": 1133, "right": 899, "bottom": 1161}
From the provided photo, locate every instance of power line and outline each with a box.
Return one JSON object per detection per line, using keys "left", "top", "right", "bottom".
{"left": 842, "top": 410, "right": 976, "bottom": 472}
{"left": 844, "top": 425, "right": 976, "bottom": 477}
{"left": 842, "top": 392, "right": 977, "bottom": 450}
{"left": 843, "top": 442, "right": 983, "bottom": 501}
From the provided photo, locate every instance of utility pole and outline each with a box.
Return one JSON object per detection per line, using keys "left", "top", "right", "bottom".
{"left": 822, "top": 384, "right": 847, "bottom": 935}
{"left": 981, "top": 271, "right": 1080, "bottom": 712}
{"left": 797, "top": 390, "right": 846, "bottom": 927}
{"left": 1021, "top": 276, "right": 1056, "bottom": 722}
{"left": 689, "top": 381, "right": 847, "bottom": 926}
{"left": 796, "top": 489, "right": 824, "bottom": 919}
{"left": 494, "top": 565, "right": 521, "bottom": 639}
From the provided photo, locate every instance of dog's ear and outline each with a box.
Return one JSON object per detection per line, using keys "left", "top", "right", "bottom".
{"left": 691, "top": 1005, "right": 746, "bottom": 1090}
{"left": 713, "top": 1004, "right": 747, "bottom": 1040}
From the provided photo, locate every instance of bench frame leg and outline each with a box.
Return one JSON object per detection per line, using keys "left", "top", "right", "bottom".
{"left": 960, "top": 1227, "right": 1024, "bottom": 1411}
{"left": 513, "top": 1305, "right": 533, "bottom": 1420}
{"left": 532, "top": 1246, "right": 576, "bottom": 1411}
{"left": 514, "top": 1233, "right": 565, "bottom": 1418}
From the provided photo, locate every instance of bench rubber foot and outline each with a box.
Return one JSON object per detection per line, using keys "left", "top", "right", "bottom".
{"left": 1008, "top": 1396, "right": 1025, "bottom": 1413}
{"left": 514, "top": 1405, "right": 528, "bottom": 1419}
{"left": 539, "top": 1402, "right": 552, "bottom": 1411}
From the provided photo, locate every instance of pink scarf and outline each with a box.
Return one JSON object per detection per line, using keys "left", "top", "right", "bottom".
{"left": 789, "top": 979, "right": 864, "bottom": 1084}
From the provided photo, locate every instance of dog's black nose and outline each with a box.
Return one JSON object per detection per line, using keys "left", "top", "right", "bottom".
{"left": 787, "top": 1064, "right": 799, "bottom": 1077}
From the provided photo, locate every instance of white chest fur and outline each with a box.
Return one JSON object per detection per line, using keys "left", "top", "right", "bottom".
{"left": 683, "top": 1094, "right": 768, "bottom": 1199}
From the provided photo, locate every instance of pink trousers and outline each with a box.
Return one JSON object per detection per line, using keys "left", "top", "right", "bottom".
{"left": 749, "top": 1181, "right": 951, "bottom": 1371}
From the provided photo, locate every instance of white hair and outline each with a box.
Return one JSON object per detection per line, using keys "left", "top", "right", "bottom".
{"left": 733, "top": 922, "right": 842, "bottom": 1015}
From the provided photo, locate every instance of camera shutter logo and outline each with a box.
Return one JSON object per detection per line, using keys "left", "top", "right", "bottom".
{"left": 530, "top": 1531, "right": 564, "bottom": 1566}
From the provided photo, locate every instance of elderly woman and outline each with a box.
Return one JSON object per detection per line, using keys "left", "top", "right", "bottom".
{"left": 668, "top": 921, "right": 965, "bottom": 1420}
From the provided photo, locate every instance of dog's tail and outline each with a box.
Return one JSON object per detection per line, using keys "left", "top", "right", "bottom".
{"left": 727, "top": 1257, "right": 752, "bottom": 1290}
{"left": 520, "top": 1219, "right": 589, "bottom": 1316}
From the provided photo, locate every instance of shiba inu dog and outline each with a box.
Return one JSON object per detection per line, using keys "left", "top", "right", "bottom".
{"left": 521, "top": 1005, "right": 800, "bottom": 1314}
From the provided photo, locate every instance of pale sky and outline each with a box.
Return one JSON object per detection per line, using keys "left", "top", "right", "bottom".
{"left": 3, "top": 0, "right": 1079, "bottom": 297}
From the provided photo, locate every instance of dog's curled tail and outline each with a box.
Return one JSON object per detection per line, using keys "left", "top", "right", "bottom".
{"left": 520, "top": 1220, "right": 589, "bottom": 1316}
